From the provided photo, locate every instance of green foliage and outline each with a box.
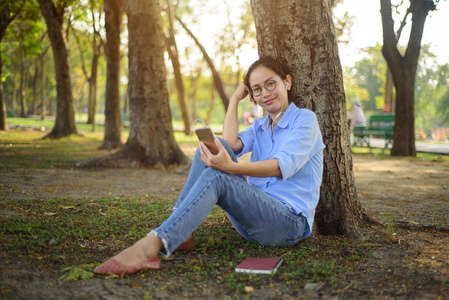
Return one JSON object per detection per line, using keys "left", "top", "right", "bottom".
{"left": 348, "top": 44, "right": 386, "bottom": 113}
{"left": 415, "top": 45, "right": 449, "bottom": 132}
{"left": 3, "top": 0, "right": 44, "bottom": 56}
{"left": 0, "top": 1, "right": 26, "bottom": 37}
{"left": 347, "top": 43, "right": 449, "bottom": 134}
{"left": 334, "top": 11, "right": 354, "bottom": 44}
{"left": 60, "top": 264, "right": 96, "bottom": 281}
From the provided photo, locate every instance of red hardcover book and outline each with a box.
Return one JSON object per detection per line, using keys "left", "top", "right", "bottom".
{"left": 235, "top": 257, "right": 284, "bottom": 274}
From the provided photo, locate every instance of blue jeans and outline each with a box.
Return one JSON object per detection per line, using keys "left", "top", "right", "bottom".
{"left": 151, "top": 138, "right": 307, "bottom": 257}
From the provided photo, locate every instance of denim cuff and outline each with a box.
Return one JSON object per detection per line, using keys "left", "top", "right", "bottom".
{"left": 148, "top": 230, "right": 171, "bottom": 258}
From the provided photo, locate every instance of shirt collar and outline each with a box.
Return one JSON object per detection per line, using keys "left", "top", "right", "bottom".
{"left": 258, "top": 102, "right": 296, "bottom": 131}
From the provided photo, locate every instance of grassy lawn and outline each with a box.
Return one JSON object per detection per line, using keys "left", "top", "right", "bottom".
{"left": 1, "top": 117, "right": 447, "bottom": 298}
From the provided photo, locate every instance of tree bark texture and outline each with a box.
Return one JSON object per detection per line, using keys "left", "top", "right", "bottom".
{"left": 38, "top": 0, "right": 77, "bottom": 138}
{"left": 122, "top": 0, "right": 187, "bottom": 166}
{"left": 81, "top": 0, "right": 187, "bottom": 167}
{"left": 250, "top": 0, "right": 367, "bottom": 236}
{"left": 100, "top": 0, "right": 123, "bottom": 150}
{"left": 380, "top": 0, "right": 436, "bottom": 156}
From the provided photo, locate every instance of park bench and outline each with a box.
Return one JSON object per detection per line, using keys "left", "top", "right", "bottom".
{"left": 352, "top": 114, "right": 395, "bottom": 151}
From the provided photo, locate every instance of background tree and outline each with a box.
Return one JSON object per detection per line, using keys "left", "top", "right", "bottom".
{"left": 38, "top": 40, "right": 51, "bottom": 119}
{"left": 351, "top": 45, "right": 386, "bottom": 113}
{"left": 380, "top": 0, "right": 437, "bottom": 156}
{"left": 250, "top": 0, "right": 368, "bottom": 236}
{"left": 435, "top": 64, "right": 449, "bottom": 129}
{"left": 0, "top": 0, "right": 26, "bottom": 130}
{"left": 176, "top": 16, "right": 230, "bottom": 110}
{"left": 100, "top": 0, "right": 123, "bottom": 150}
{"left": 71, "top": 0, "right": 104, "bottom": 129}
{"left": 165, "top": 0, "right": 193, "bottom": 135}
{"left": 38, "top": 0, "right": 77, "bottom": 138}
{"left": 11, "top": 3, "right": 46, "bottom": 118}
{"left": 383, "top": 5, "right": 411, "bottom": 114}
{"left": 214, "top": 1, "right": 256, "bottom": 88}
{"left": 415, "top": 45, "right": 449, "bottom": 134}
{"left": 80, "top": 0, "right": 188, "bottom": 167}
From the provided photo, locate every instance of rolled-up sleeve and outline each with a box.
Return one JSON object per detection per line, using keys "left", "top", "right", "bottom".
{"left": 273, "top": 111, "right": 322, "bottom": 181}
{"left": 236, "top": 126, "right": 255, "bottom": 157}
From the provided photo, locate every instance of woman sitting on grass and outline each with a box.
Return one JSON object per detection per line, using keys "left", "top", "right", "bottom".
{"left": 94, "top": 57, "right": 325, "bottom": 275}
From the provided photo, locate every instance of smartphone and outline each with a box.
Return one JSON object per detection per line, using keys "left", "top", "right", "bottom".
{"left": 195, "top": 127, "right": 219, "bottom": 155}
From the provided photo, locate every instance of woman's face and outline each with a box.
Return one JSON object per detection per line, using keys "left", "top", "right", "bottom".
{"left": 248, "top": 65, "right": 291, "bottom": 120}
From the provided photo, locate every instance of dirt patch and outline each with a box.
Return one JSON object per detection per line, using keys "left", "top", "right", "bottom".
{"left": 353, "top": 155, "right": 449, "bottom": 232}
{"left": 1, "top": 152, "right": 449, "bottom": 299}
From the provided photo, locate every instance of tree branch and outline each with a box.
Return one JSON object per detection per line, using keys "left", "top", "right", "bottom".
{"left": 404, "top": 0, "right": 436, "bottom": 62}
{"left": 175, "top": 15, "right": 229, "bottom": 110}
{"left": 380, "top": 0, "right": 403, "bottom": 69}
{"left": 72, "top": 30, "right": 89, "bottom": 79}
{"left": 395, "top": 7, "right": 411, "bottom": 42}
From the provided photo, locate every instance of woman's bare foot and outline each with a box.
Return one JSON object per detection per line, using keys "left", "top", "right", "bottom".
{"left": 113, "top": 233, "right": 163, "bottom": 266}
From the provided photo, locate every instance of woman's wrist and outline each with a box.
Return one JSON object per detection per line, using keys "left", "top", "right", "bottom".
{"left": 229, "top": 95, "right": 242, "bottom": 106}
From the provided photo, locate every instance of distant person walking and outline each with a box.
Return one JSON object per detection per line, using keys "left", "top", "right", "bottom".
{"left": 348, "top": 98, "right": 366, "bottom": 130}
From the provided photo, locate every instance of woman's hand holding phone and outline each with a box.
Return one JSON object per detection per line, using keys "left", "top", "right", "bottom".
{"left": 195, "top": 127, "right": 219, "bottom": 154}
{"left": 199, "top": 138, "right": 235, "bottom": 173}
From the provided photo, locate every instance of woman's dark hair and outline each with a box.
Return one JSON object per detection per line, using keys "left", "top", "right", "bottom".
{"left": 243, "top": 57, "right": 290, "bottom": 90}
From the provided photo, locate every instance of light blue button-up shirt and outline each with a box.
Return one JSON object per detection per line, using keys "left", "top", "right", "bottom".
{"left": 237, "top": 102, "right": 325, "bottom": 238}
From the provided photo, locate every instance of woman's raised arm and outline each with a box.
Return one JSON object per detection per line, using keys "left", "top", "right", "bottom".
{"left": 222, "top": 82, "right": 249, "bottom": 152}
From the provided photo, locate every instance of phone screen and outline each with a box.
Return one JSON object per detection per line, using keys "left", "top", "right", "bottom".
{"left": 195, "top": 127, "right": 219, "bottom": 154}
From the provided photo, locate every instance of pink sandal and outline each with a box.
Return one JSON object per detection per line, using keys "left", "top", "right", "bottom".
{"left": 175, "top": 235, "right": 196, "bottom": 252}
{"left": 94, "top": 256, "right": 160, "bottom": 276}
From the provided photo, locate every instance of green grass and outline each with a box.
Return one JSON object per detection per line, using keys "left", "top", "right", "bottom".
{"left": 0, "top": 118, "right": 373, "bottom": 296}
{"left": 0, "top": 197, "right": 371, "bottom": 295}
{"left": 0, "top": 117, "right": 206, "bottom": 169}
{"left": 1, "top": 117, "right": 445, "bottom": 297}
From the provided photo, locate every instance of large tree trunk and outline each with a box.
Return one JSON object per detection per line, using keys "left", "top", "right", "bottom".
{"left": 80, "top": 0, "right": 188, "bottom": 168}
{"left": 166, "top": 0, "right": 192, "bottom": 135}
{"left": 380, "top": 0, "right": 436, "bottom": 156}
{"left": 176, "top": 16, "right": 230, "bottom": 110}
{"left": 38, "top": 0, "right": 77, "bottom": 138}
{"left": 250, "top": 0, "right": 367, "bottom": 236}
{"left": 100, "top": 0, "right": 123, "bottom": 150}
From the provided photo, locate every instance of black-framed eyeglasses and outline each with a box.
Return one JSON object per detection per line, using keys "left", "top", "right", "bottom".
{"left": 250, "top": 79, "right": 282, "bottom": 97}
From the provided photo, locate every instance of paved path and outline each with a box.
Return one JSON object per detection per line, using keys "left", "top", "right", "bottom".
{"left": 368, "top": 138, "right": 449, "bottom": 155}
